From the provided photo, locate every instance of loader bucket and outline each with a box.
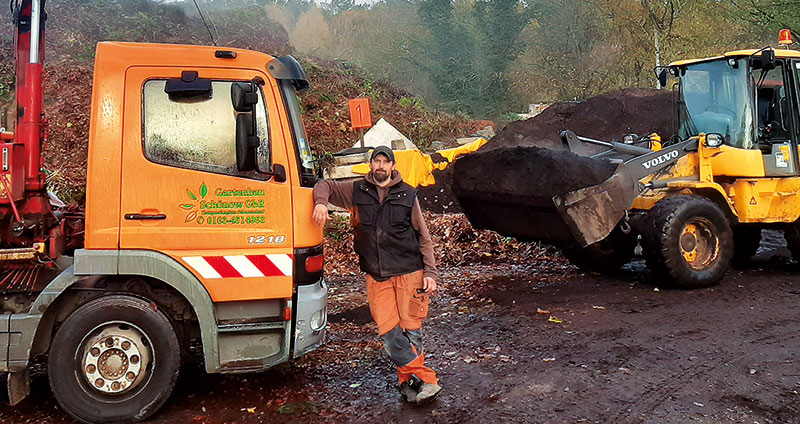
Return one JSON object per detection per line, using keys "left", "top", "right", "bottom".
{"left": 551, "top": 164, "right": 639, "bottom": 246}
{"left": 453, "top": 146, "right": 639, "bottom": 249}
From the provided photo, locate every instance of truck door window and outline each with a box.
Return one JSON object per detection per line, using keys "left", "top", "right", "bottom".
{"left": 142, "top": 80, "right": 271, "bottom": 178}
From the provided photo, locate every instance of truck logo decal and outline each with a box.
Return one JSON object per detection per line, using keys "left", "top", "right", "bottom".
{"left": 180, "top": 182, "right": 209, "bottom": 223}
{"left": 642, "top": 150, "right": 679, "bottom": 170}
{"left": 179, "top": 182, "right": 268, "bottom": 225}
{"left": 182, "top": 254, "right": 293, "bottom": 279}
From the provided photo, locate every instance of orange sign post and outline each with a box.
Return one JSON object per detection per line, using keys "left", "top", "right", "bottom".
{"left": 348, "top": 98, "right": 372, "bottom": 148}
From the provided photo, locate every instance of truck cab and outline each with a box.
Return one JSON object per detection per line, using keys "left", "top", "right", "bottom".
{"left": 1, "top": 41, "right": 327, "bottom": 423}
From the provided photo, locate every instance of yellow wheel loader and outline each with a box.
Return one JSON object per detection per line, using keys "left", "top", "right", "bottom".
{"left": 455, "top": 36, "right": 800, "bottom": 289}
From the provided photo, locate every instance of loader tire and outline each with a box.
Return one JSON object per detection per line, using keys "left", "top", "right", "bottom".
{"left": 562, "top": 226, "right": 637, "bottom": 273}
{"left": 732, "top": 226, "right": 762, "bottom": 264}
{"left": 641, "top": 195, "right": 733, "bottom": 289}
{"left": 48, "top": 295, "right": 180, "bottom": 424}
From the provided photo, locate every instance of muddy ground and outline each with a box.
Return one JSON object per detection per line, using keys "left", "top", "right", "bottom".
{"left": 3, "top": 229, "right": 800, "bottom": 423}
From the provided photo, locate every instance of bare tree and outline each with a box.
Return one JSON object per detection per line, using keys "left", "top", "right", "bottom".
{"left": 639, "top": 0, "right": 683, "bottom": 78}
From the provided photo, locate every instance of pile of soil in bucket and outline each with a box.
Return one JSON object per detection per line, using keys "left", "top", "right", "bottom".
{"left": 452, "top": 146, "right": 616, "bottom": 201}
{"left": 485, "top": 88, "right": 674, "bottom": 154}
{"left": 419, "top": 167, "right": 461, "bottom": 213}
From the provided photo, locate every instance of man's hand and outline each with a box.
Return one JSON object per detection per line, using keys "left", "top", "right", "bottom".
{"left": 422, "top": 277, "right": 437, "bottom": 294}
{"left": 312, "top": 204, "right": 329, "bottom": 226}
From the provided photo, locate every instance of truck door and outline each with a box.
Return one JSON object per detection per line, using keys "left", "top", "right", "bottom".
{"left": 119, "top": 67, "right": 294, "bottom": 302}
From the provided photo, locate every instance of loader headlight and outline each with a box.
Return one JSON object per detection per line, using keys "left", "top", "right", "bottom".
{"left": 705, "top": 133, "right": 724, "bottom": 148}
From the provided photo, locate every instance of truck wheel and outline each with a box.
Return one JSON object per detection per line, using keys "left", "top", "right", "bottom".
{"left": 641, "top": 195, "right": 733, "bottom": 289}
{"left": 732, "top": 226, "right": 762, "bottom": 264}
{"left": 48, "top": 295, "right": 180, "bottom": 424}
{"left": 562, "top": 226, "right": 637, "bottom": 273}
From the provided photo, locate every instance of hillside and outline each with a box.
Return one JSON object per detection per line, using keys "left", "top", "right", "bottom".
{"left": 0, "top": 0, "right": 481, "bottom": 202}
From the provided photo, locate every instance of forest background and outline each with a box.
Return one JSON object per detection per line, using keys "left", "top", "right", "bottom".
{"left": 175, "top": 0, "right": 800, "bottom": 119}
{"left": 0, "top": 0, "right": 796, "bottom": 203}
{"left": 4, "top": 0, "right": 797, "bottom": 122}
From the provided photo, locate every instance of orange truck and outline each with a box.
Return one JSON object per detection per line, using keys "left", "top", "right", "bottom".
{"left": 1, "top": 1, "right": 327, "bottom": 422}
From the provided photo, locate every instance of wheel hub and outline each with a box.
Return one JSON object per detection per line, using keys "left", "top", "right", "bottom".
{"left": 680, "top": 219, "right": 720, "bottom": 270}
{"left": 81, "top": 325, "right": 151, "bottom": 395}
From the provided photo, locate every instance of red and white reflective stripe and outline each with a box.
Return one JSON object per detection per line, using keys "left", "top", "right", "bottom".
{"left": 182, "top": 254, "right": 293, "bottom": 279}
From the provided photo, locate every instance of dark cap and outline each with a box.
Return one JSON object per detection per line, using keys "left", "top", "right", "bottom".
{"left": 370, "top": 146, "right": 395, "bottom": 163}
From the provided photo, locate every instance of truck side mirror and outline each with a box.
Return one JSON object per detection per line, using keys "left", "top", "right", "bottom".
{"left": 236, "top": 114, "right": 258, "bottom": 172}
{"left": 231, "top": 82, "right": 258, "bottom": 112}
{"left": 232, "top": 82, "right": 259, "bottom": 172}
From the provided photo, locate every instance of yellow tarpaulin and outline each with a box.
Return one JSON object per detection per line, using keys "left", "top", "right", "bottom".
{"left": 351, "top": 138, "right": 488, "bottom": 188}
{"left": 435, "top": 138, "right": 488, "bottom": 163}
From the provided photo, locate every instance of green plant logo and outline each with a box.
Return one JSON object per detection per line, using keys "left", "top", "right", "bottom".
{"left": 179, "top": 182, "right": 208, "bottom": 224}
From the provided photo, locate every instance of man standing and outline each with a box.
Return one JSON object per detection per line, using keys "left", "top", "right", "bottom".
{"left": 312, "top": 146, "right": 442, "bottom": 404}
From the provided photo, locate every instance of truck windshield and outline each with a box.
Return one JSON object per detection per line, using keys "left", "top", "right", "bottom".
{"left": 678, "top": 58, "right": 755, "bottom": 149}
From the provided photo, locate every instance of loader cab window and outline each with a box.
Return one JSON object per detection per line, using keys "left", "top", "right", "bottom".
{"left": 678, "top": 59, "right": 755, "bottom": 149}
{"left": 757, "top": 63, "right": 791, "bottom": 142}
{"left": 142, "top": 80, "right": 271, "bottom": 178}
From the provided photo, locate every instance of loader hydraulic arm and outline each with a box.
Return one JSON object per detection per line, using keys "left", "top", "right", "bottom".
{"left": 560, "top": 130, "right": 699, "bottom": 187}
{"left": 622, "top": 138, "right": 698, "bottom": 182}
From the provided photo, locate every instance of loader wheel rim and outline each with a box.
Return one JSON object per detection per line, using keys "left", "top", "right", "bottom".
{"left": 79, "top": 322, "right": 152, "bottom": 396}
{"left": 679, "top": 218, "right": 719, "bottom": 270}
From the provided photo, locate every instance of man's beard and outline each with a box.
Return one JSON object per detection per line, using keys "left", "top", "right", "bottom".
{"left": 373, "top": 170, "right": 389, "bottom": 183}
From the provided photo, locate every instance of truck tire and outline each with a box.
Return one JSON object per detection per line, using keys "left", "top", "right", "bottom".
{"left": 48, "top": 295, "right": 180, "bottom": 424}
{"left": 732, "top": 226, "right": 762, "bottom": 264}
{"left": 641, "top": 195, "right": 733, "bottom": 289}
{"left": 562, "top": 226, "right": 637, "bottom": 273}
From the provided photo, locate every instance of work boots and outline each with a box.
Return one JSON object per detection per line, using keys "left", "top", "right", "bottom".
{"left": 400, "top": 374, "right": 442, "bottom": 404}
{"left": 415, "top": 383, "right": 442, "bottom": 404}
{"left": 399, "top": 381, "right": 418, "bottom": 403}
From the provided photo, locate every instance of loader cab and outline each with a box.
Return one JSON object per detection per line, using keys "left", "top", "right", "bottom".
{"left": 672, "top": 52, "right": 800, "bottom": 177}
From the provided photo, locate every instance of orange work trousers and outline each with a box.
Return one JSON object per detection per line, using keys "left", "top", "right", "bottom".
{"left": 366, "top": 270, "right": 438, "bottom": 385}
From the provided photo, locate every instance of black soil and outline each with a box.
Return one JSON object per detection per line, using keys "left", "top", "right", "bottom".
{"left": 419, "top": 167, "right": 461, "bottom": 213}
{"left": 419, "top": 88, "right": 671, "bottom": 214}
{"left": 485, "top": 88, "right": 674, "bottom": 154}
{"left": 452, "top": 145, "right": 616, "bottom": 200}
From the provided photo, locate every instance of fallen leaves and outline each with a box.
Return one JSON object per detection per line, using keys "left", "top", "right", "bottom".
{"left": 324, "top": 212, "right": 558, "bottom": 276}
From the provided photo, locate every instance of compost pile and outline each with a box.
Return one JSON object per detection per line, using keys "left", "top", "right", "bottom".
{"left": 485, "top": 88, "right": 674, "bottom": 154}
{"left": 452, "top": 145, "right": 616, "bottom": 200}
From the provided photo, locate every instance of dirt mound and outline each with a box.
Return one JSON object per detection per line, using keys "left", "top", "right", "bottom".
{"left": 486, "top": 88, "right": 674, "bottom": 153}
{"left": 452, "top": 146, "right": 616, "bottom": 200}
